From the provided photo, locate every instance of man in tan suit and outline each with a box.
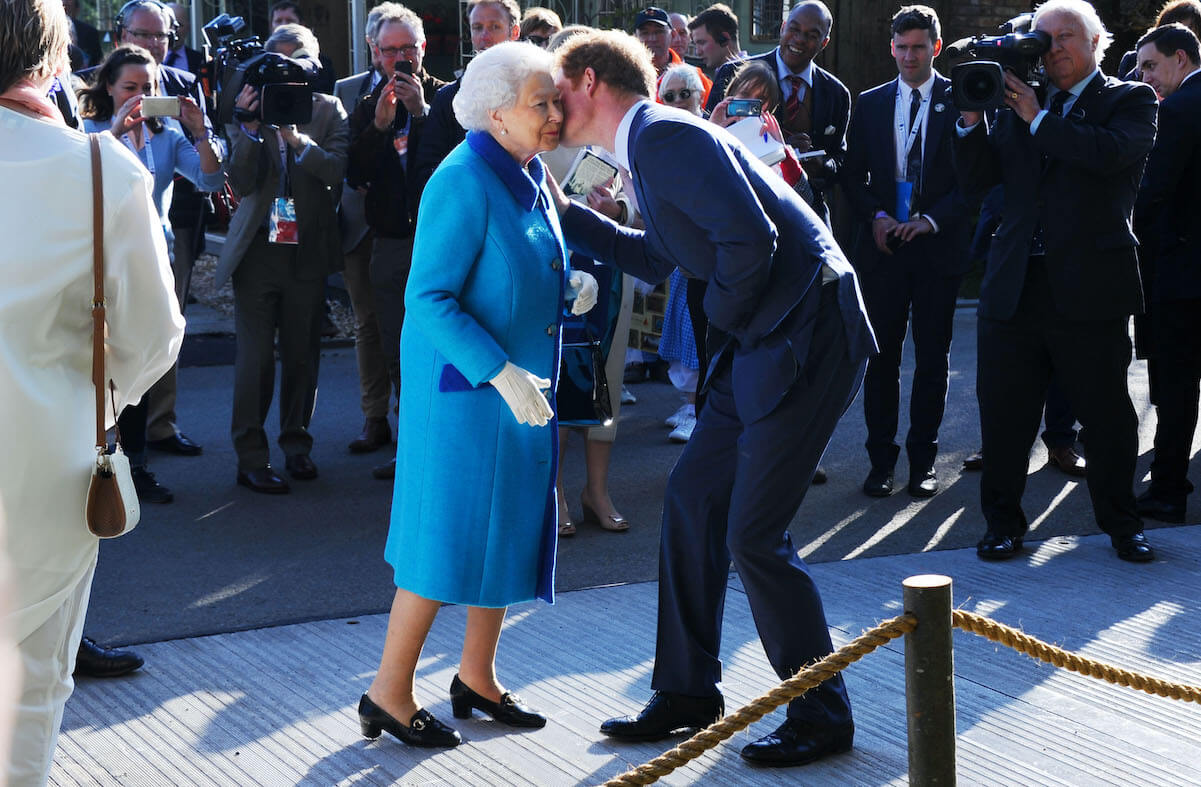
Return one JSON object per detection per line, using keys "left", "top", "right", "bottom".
{"left": 215, "top": 24, "right": 348, "bottom": 493}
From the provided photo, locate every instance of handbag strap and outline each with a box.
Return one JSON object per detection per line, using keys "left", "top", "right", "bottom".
{"left": 89, "top": 134, "right": 119, "bottom": 451}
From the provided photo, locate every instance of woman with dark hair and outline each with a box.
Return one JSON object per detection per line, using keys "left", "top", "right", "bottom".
{"left": 79, "top": 43, "right": 224, "bottom": 505}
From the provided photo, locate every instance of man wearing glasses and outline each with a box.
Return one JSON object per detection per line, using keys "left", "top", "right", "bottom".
{"left": 634, "top": 6, "right": 712, "bottom": 104}
{"left": 335, "top": 2, "right": 447, "bottom": 479}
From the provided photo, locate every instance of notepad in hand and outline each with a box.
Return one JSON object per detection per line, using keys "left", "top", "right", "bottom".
{"left": 725, "top": 117, "right": 787, "bottom": 167}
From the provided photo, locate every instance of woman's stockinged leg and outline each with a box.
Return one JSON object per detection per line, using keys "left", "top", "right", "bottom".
{"left": 367, "top": 587, "right": 441, "bottom": 722}
{"left": 458, "top": 606, "right": 507, "bottom": 701}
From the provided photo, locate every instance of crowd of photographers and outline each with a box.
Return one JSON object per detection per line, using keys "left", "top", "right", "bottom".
{"left": 10, "top": 0, "right": 1201, "bottom": 776}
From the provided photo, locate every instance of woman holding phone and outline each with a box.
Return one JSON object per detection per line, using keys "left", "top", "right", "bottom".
{"left": 78, "top": 44, "right": 225, "bottom": 504}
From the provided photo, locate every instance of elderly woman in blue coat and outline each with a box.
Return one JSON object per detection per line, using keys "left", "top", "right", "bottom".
{"left": 358, "top": 42, "right": 598, "bottom": 748}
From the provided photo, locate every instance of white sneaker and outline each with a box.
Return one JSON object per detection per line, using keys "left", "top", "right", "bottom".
{"left": 621, "top": 385, "right": 637, "bottom": 405}
{"left": 669, "top": 412, "right": 696, "bottom": 442}
{"left": 665, "top": 403, "right": 693, "bottom": 428}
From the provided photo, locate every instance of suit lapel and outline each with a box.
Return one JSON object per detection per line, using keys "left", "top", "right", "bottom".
{"left": 810, "top": 69, "right": 827, "bottom": 137}
{"left": 625, "top": 105, "right": 658, "bottom": 239}
{"left": 922, "top": 75, "right": 949, "bottom": 178}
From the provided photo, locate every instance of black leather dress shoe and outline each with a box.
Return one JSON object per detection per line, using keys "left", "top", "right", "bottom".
{"left": 147, "top": 432, "right": 203, "bottom": 456}
{"left": 449, "top": 674, "right": 545, "bottom": 728}
{"left": 372, "top": 457, "right": 396, "bottom": 480}
{"left": 285, "top": 454, "right": 318, "bottom": 480}
{"left": 862, "top": 467, "right": 894, "bottom": 497}
{"left": 976, "top": 532, "right": 1023, "bottom": 560}
{"left": 962, "top": 451, "right": 984, "bottom": 471}
{"left": 1136, "top": 490, "right": 1185, "bottom": 524}
{"left": 600, "top": 691, "right": 724, "bottom": 741}
{"left": 237, "top": 466, "right": 290, "bottom": 494}
{"left": 908, "top": 468, "right": 939, "bottom": 498}
{"left": 132, "top": 466, "right": 173, "bottom": 504}
{"left": 740, "top": 718, "right": 854, "bottom": 767}
{"left": 1112, "top": 532, "right": 1155, "bottom": 562}
{"left": 348, "top": 418, "right": 391, "bottom": 454}
{"left": 811, "top": 466, "right": 828, "bottom": 485}
{"left": 74, "top": 637, "right": 144, "bottom": 678}
{"left": 358, "top": 694, "right": 461, "bottom": 748}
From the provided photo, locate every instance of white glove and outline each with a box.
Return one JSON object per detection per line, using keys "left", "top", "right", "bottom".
{"left": 489, "top": 361, "right": 553, "bottom": 427}
{"left": 569, "top": 270, "right": 598, "bottom": 315}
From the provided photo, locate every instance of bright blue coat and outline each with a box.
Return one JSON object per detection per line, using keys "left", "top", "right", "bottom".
{"left": 385, "top": 132, "right": 569, "bottom": 607}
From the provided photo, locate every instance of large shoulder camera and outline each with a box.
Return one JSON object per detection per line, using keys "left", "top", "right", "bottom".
{"left": 203, "top": 13, "right": 316, "bottom": 127}
{"left": 946, "top": 14, "right": 1051, "bottom": 111}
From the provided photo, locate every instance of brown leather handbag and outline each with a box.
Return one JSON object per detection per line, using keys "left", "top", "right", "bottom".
{"left": 84, "top": 134, "right": 140, "bottom": 538}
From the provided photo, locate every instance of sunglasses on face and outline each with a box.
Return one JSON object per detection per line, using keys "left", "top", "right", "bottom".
{"left": 662, "top": 88, "right": 693, "bottom": 102}
{"left": 526, "top": 34, "right": 549, "bottom": 46}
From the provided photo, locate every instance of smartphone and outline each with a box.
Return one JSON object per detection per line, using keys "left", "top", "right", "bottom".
{"left": 140, "top": 96, "right": 180, "bottom": 118}
{"left": 727, "top": 98, "right": 762, "bottom": 117}
{"left": 394, "top": 60, "right": 413, "bottom": 77}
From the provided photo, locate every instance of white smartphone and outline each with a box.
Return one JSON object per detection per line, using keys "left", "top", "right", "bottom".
{"left": 140, "top": 96, "right": 180, "bottom": 118}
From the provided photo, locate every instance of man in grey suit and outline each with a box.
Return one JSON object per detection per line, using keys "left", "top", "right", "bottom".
{"left": 215, "top": 25, "right": 348, "bottom": 494}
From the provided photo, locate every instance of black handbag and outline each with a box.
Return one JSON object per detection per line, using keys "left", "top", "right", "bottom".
{"left": 557, "top": 328, "right": 613, "bottom": 427}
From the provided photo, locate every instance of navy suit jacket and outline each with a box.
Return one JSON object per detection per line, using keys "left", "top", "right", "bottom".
{"left": 707, "top": 50, "right": 849, "bottom": 219}
{"left": 413, "top": 79, "right": 465, "bottom": 206}
{"left": 1135, "top": 72, "right": 1201, "bottom": 303}
{"left": 954, "top": 72, "right": 1157, "bottom": 321}
{"left": 562, "top": 102, "right": 875, "bottom": 423}
{"left": 842, "top": 73, "right": 973, "bottom": 277}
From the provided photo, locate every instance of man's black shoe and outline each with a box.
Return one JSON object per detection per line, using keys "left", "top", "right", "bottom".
{"left": 132, "top": 466, "right": 173, "bottom": 504}
{"left": 237, "top": 466, "right": 290, "bottom": 494}
{"left": 372, "top": 457, "right": 396, "bottom": 480}
{"left": 811, "top": 466, "right": 828, "bottom": 485}
{"left": 962, "top": 451, "right": 984, "bottom": 471}
{"left": 285, "top": 454, "right": 319, "bottom": 480}
{"left": 1112, "top": 532, "right": 1155, "bottom": 562}
{"left": 599, "top": 691, "right": 724, "bottom": 741}
{"left": 976, "top": 532, "right": 1022, "bottom": 560}
{"left": 908, "top": 468, "right": 939, "bottom": 498}
{"left": 147, "top": 432, "right": 202, "bottom": 456}
{"left": 1136, "top": 490, "right": 1185, "bottom": 524}
{"left": 740, "top": 719, "right": 854, "bottom": 767}
{"left": 74, "top": 637, "right": 143, "bottom": 678}
{"left": 862, "top": 467, "right": 894, "bottom": 497}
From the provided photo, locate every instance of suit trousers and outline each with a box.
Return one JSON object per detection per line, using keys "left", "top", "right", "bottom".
{"left": 860, "top": 261, "right": 960, "bottom": 472}
{"left": 9, "top": 555, "right": 95, "bottom": 787}
{"left": 369, "top": 235, "right": 416, "bottom": 399}
{"left": 652, "top": 280, "right": 859, "bottom": 725}
{"left": 230, "top": 232, "right": 326, "bottom": 471}
{"left": 978, "top": 260, "right": 1142, "bottom": 539}
{"left": 342, "top": 230, "right": 391, "bottom": 419}
{"left": 145, "top": 225, "right": 198, "bottom": 441}
{"left": 1148, "top": 297, "right": 1201, "bottom": 504}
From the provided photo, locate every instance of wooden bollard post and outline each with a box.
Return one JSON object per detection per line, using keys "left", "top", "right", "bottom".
{"left": 903, "top": 574, "right": 956, "bottom": 785}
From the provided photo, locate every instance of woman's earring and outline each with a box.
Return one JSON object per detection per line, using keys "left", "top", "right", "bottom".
{"left": 501, "top": 128, "right": 508, "bottom": 136}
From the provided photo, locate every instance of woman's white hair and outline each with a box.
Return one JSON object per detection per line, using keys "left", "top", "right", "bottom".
{"left": 1033, "top": 0, "right": 1113, "bottom": 64}
{"left": 453, "top": 41, "right": 554, "bottom": 132}
{"left": 657, "top": 63, "right": 703, "bottom": 99}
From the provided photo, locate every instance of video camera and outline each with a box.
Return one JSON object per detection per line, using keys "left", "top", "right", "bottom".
{"left": 946, "top": 14, "right": 1051, "bottom": 111}
{"left": 203, "top": 13, "right": 316, "bottom": 127}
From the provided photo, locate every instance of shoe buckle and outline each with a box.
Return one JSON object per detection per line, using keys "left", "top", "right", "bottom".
{"left": 412, "top": 717, "right": 425, "bottom": 731}
{"left": 502, "top": 694, "right": 517, "bottom": 708}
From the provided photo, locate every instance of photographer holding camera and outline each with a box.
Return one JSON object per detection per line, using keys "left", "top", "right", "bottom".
{"left": 212, "top": 23, "right": 348, "bottom": 494}
{"left": 953, "top": 0, "right": 1158, "bottom": 563}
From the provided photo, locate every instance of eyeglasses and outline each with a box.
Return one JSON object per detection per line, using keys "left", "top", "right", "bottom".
{"left": 127, "top": 29, "right": 170, "bottom": 42}
{"left": 375, "top": 44, "right": 420, "bottom": 57}
{"left": 526, "top": 34, "right": 549, "bottom": 46}
{"left": 661, "top": 88, "right": 693, "bottom": 102}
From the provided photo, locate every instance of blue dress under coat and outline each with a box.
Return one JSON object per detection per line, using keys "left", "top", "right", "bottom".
{"left": 385, "top": 131, "right": 570, "bottom": 607}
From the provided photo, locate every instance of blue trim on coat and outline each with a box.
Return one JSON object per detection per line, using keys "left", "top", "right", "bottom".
{"left": 467, "top": 130, "right": 546, "bottom": 211}
{"left": 438, "top": 363, "right": 481, "bottom": 392}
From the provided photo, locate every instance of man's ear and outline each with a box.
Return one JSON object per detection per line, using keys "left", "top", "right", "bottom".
{"left": 584, "top": 66, "right": 599, "bottom": 96}
{"left": 932, "top": 38, "right": 942, "bottom": 58}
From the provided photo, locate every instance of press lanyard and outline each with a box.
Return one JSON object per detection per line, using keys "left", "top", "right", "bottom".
{"left": 895, "top": 86, "right": 930, "bottom": 178}
{"left": 120, "top": 128, "right": 155, "bottom": 179}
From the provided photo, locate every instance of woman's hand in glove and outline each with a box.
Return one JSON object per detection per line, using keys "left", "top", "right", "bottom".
{"left": 489, "top": 361, "right": 553, "bottom": 426}
{"left": 569, "top": 270, "right": 598, "bottom": 315}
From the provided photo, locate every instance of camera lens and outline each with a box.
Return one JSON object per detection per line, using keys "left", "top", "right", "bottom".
{"left": 963, "top": 69, "right": 998, "bottom": 103}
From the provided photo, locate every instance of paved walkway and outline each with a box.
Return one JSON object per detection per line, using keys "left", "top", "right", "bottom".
{"left": 56, "top": 525, "right": 1201, "bottom": 785}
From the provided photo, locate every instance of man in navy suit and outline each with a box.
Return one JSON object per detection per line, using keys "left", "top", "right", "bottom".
{"left": 1133, "top": 23, "right": 1201, "bottom": 524}
{"left": 954, "top": 0, "right": 1157, "bottom": 562}
{"left": 552, "top": 30, "right": 876, "bottom": 768}
{"left": 706, "top": 0, "right": 848, "bottom": 225}
{"left": 842, "top": 5, "right": 971, "bottom": 498}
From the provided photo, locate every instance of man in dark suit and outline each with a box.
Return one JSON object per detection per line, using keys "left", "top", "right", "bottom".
{"left": 553, "top": 30, "right": 876, "bottom": 768}
{"left": 164, "top": 3, "right": 203, "bottom": 75}
{"left": 843, "top": 5, "right": 971, "bottom": 498}
{"left": 62, "top": 0, "right": 103, "bottom": 67}
{"left": 1133, "top": 23, "right": 1201, "bottom": 523}
{"left": 953, "top": 0, "right": 1157, "bottom": 562}
{"left": 705, "top": 0, "right": 848, "bottom": 225}
{"left": 339, "top": 2, "right": 447, "bottom": 479}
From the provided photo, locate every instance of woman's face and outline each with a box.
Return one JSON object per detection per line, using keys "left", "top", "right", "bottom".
{"left": 661, "top": 76, "right": 701, "bottom": 116}
{"left": 107, "top": 63, "right": 156, "bottom": 111}
{"left": 732, "top": 80, "right": 773, "bottom": 112}
{"left": 495, "top": 71, "right": 563, "bottom": 161}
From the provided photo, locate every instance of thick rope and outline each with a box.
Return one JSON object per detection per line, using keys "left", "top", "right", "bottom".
{"left": 602, "top": 614, "right": 917, "bottom": 786}
{"left": 951, "top": 609, "right": 1201, "bottom": 702}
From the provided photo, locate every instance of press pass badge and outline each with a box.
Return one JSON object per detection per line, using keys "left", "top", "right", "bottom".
{"left": 269, "top": 197, "right": 299, "bottom": 244}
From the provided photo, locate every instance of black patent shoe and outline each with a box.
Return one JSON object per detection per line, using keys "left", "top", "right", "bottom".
{"left": 600, "top": 690, "right": 724, "bottom": 741}
{"left": 1112, "top": 532, "right": 1156, "bottom": 563}
{"left": 449, "top": 674, "right": 546, "bottom": 728}
{"left": 73, "top": 637, "right": 144, "bottom": 678}
{"left": 976, "top": 532, "right": 1022, "bottom": 560}
{"left": 358, "top": 694, "right": 461, "bottom": 748}
{"left": 740, "top": 718, "right": 854, "bottom": 767}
